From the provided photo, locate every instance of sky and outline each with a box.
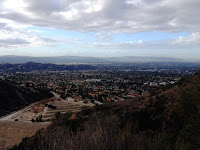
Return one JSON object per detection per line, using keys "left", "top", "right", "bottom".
{"left": 0, "top": 0, "right": 200, "bottom": 60}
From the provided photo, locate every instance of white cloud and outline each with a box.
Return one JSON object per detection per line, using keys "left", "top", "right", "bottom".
{"left": 89, "top": 33, "right": 200, "bottom": 50}
{"left": 172, "top": 32, "right": 200, "bottom": 45}
{"left": 96, "top": 32, "right": 112, "bottom": 41}
{"left": 0, "top": 19, "right": 57, "bottom": 48}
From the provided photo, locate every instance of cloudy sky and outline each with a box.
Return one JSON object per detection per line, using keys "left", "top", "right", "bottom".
{"left": 0, "top": 0, "right": 200, "bottom": 60}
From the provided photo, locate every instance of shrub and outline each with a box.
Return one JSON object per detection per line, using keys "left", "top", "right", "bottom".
{"left": 36, "top": 115, "right": 43, "bottom": 122}
{"left": 48, "top": 104, "right": 56, "bottom": 109}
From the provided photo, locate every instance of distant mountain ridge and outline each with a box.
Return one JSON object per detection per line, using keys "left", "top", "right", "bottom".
{"left": 0, "top": 62, "right": 96, "bottom": 72}
{"left": 0, "top": 55, "right": 184, "bottom": 64}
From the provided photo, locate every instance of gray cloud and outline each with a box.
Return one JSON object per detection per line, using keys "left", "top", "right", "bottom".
{"left": 0, "top": 38, "right": 30, "bottom": 47}
{"left": 0, "top": 0, "right": 199, "bottom": 33}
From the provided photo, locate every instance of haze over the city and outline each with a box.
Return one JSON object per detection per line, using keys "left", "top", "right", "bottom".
{"left": 0, "top": 0, "right": 200, "bottom": 60}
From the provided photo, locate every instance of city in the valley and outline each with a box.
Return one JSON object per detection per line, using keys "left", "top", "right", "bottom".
{"left": 1, "top": 62, "right": 199, "bottom": 106}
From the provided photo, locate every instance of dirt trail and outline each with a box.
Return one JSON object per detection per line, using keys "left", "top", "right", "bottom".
{"left": 0, "top": 101, "right": 40, "bottom": 121}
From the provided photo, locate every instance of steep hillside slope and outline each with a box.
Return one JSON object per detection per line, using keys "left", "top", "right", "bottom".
{"left": 12, "top": 72, "right": 200, "bottom": 150}
{"left": 0, "top": 80, "right": 53, "bottom": 117}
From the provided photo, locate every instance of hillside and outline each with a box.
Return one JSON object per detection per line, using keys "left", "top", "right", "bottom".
{"left": 12, "top": 71, "right": 200, "bottom": 150}
{"left": 0, "top": 62, "right": 96, "bottom": 73}
{"left": 0, "top": 80, "right": 53, "bottom": 117}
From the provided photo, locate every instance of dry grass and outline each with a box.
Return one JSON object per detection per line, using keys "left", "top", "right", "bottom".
{"left": 0, "top": 121, "right": 50, "bottom": 150}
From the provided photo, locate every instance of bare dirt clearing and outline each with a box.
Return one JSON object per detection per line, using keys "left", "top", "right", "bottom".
{"left": 0, "top": 121, "right": 50, "bottom": 150}
{"left": 42, "top": 99, "right": 93, "bottom": 121}
{"left": 8, "top": 98, "right": 52, "bottom": 122}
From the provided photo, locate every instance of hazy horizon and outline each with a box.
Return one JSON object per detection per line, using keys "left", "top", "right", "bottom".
{"left": 0, "top": 55, "right": 200, "bottom": 62}
{"left": 0, "top": 0, "right": 200, "bottom": 59}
